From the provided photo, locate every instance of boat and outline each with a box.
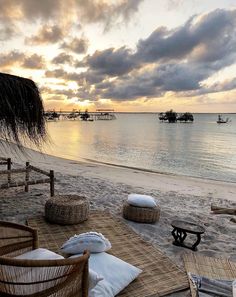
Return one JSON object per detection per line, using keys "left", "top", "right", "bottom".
{"left": 217, "top": 115, "right": 229, "bottom": 124}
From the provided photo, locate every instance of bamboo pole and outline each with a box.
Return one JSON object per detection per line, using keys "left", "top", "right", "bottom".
{"left": 7, "top": 158, "right": 11, "bottom": 184}
{"left": 0, "top": 178, "right": 51, "bottom": 189}
{"left": 25, "top": 162, "right": 30, "bottom": 192}
{"left": 0, "top": 168, "right": 27, "bottom": 175}
{"left": 0, "top": 159, "right": 54, "bottom": 196}
{"left": 0, "top": 157, "right": 9, "bottom": 161}
{"left": 29, "top": 165, "right": 50, "bottom": 176}
{"left": 33, "top": 229, "right": 39, "bottom": 249}
{"left": 50, "top": 170, "right": 54, "bottom": 197}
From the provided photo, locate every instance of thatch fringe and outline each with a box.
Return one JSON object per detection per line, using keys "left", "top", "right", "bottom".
{"left": 0, "top": 73, "right": 47, "bottom": 146}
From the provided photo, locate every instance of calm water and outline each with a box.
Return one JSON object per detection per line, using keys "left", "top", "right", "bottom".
{"left": 43, "top": 113, "right": 236, "bottom": 183}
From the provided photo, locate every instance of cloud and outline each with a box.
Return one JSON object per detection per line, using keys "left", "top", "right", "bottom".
{"left": 136, "top": 9, "right": 236, "bottom": 64}
{"left": 167, "top": 0, "right": 185, "bottom": 10}
{"left": 1, "top": 51, "right": 45, "bottom": 71}
{"left": 81, "top": 8, "right": 236, "bottom": 79}
{"left": 45, "top": 68, "right": 82, "bottom": 82}
{"left": 0, "top": 51, "right": 25, "bottom": 67}
{"left": 51, "top": 53, "right": 75, "bottom": 64}
{"left": 85, "top": 47, "right": 137, "bottom": 76}
{"left": 61, "top": 37, "right": 89, "bottom": 54}
{"left": 73, "top": 0, "right": 144, "bottom": 29}
{"left": 0, "top": 0, "right": 143, "bottom": 31}
{"left": 22, "top": 54, "right": 45, "bottom": 69}
{"left": 210, "top": 78, "right": 236, "bottom": 93}
{"left": 42, "top": 86, "right": 78, "bottom": 100}
{"left": 97, "top": 59, "right": 235, "bottom": 101}
{"left": 0, "top": 24, "right": 16, "bottom": 40}
{"left": 4, "top": 7, "right": 234, "bottom": 104}
{"left": 41, "top": 84, "right": 95, "bottom": 102}
{"left": 20, "top": 0, "right": 59, "bottom": 19}
{"left": 76, "top": 8, "right": 236, "bottom": 101}
{"left": 26, "top": 24, "right": 64, "bottom": 44}
{"left": 184, "top": 78, "right": 236, "bottom": 97}
{"left": 45, "top": 69, "right": 64, "bottom": 78}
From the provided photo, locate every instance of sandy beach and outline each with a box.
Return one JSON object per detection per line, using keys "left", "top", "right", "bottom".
{"left": 0, "top": 145, "right": 236, "bottom": 296}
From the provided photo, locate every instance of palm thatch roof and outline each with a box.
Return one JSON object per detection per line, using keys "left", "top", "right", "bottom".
{"left": 0, "top": 73, "right": 46, "bottom": 147}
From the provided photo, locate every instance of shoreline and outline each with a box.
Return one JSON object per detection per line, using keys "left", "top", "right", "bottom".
{"left": 83, "top": 157, "right": 236, "bottom": 185}
{"left": 1, "top": 143, "right": 236, "bottom": 202}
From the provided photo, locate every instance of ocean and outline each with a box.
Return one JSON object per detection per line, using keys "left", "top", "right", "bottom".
{"left": 43, "top": 113, "right": 236, "bottom": 183}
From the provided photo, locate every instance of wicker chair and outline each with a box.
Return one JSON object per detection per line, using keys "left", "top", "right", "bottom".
{"left": 0, "top": 221, "right": 89, "bottom": 297}
{"left": 0, "top": 220, "right": 39, "bottom": 257}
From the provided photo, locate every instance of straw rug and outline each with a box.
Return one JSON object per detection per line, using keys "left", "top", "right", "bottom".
{"left": 183, "top": 253, "right": 236, "bottom": 297}
{"left": 28, "top": 211, "right": 189, "bottom": 297}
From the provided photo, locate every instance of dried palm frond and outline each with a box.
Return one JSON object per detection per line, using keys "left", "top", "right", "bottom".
{"left": 0, "top": 73, "right": 47, "bottom": 147}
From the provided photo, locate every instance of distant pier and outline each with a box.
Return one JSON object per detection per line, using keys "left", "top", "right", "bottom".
{"left": 44, "top": 109, "right": 116, "bottom": 121}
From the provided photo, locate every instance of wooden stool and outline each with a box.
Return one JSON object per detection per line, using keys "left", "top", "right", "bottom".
{"left": 171, "top": 220, "right": 205, "bottom": 251}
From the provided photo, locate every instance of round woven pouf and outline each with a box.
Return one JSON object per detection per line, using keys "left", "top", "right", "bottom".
{"left": 45, "top": 195, "right": 89, "bottom": 225}
{"left": 122, "top": 202, "right": 160, "bottom": 223}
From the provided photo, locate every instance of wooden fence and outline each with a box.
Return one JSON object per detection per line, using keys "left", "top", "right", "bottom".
{"left": 0, "top": 158, "right": 55, "bottom": 196}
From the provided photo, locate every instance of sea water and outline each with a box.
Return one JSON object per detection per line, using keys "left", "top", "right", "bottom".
{"left": 44, "top": 113, "right": 236, "bottom": 183}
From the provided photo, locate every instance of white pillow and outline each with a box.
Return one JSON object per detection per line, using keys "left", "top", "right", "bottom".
{"left": 61, "top": 232, "right": 111, "bottom": 254}
{"left": 15, "top": 249, "right": 102, "bottom": 291}
{"left": 71, "top": 252, "right": 142, "bottom": 296}
{"left": 15, "top": 248, "right": 64, "bottom": 260}
{"left": 128, "top": 193, "right": 157, "bottom": 208}
{"left": 89, "top": 279, "right": 114, "bottom": 297}
{"left": 88, "top": 269, "right": 104, "bottom": 291}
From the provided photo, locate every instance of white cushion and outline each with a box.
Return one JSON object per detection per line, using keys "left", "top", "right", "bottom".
{"left": 89, "top": 279, "right": 114, "bottom": 297}
{"left": 71, "top": 252, "right": 142, "bottom": 296}
{"left": 15, "top": 248, "right": 64, "bottom": 260}
{"left": 88, "top": 269, "right": 104, "bottom": 291}
{"left": 15, "top": 250, "right": 101, "bottom": 291}
{"left": 61, "top": 232, "right": 111, "bottom": 254}
{"left": 127, "top": 193, "right": 157, "bottom": 208}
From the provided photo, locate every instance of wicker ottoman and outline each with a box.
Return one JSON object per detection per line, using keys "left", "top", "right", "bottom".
{"left": 123, "top": 202, "right": 160, "bottom": 223}
{"left": 45, "top": 195, "right": 89, "bottom": 225}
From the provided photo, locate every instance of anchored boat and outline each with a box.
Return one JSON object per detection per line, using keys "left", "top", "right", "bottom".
{"left": 217, "top": 115, "right": 230, "bottom": 124}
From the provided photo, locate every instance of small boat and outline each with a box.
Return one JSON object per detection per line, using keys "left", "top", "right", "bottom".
{"left": 217, "top": 115, "right": 229, "bottom": 124}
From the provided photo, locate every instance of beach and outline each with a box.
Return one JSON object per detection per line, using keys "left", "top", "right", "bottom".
{"left": 1, "top": 145, "right": 236, "bottom": 270}
{"left": 2, "top": 3, "right": 236, "bottom": 296}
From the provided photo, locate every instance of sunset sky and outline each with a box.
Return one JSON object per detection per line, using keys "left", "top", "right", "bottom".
{"left": 1, "top": 0, "right": 236, "bottom": 112}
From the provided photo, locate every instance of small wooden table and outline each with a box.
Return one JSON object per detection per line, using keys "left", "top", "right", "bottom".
{"left": 171, "top": 220, "right": 205, "bottom": 251}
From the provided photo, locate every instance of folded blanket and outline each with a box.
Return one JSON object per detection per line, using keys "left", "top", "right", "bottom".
{"left": 189, "top": 273, "right": 233, "bottom": 297}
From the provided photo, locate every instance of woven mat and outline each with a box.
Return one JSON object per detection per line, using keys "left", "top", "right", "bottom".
{"left": 183, "top": 253, "right": 236, "bottom": 297}
{"left": 27, "top": 211, "right": 189, "bottom": 297}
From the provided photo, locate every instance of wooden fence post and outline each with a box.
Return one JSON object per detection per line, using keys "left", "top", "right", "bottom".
{"left": 25, "top": 162, "right": 30, "bottom": 192}
{"left": 50, "top": 170, "right": 54, "bottom": 197}
{"left": 7, "top": 158, "right": 11, "bottom": 184}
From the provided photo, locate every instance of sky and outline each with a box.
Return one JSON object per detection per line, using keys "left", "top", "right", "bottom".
{"left": 1, "top": 0, "right": 236, "bottom": 112}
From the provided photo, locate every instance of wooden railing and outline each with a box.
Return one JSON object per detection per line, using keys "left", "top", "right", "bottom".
{"left": 0, "top": 159, "right": 55, "bottom": 196}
